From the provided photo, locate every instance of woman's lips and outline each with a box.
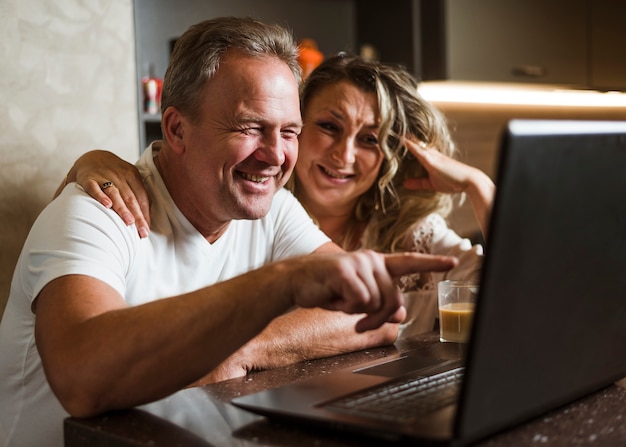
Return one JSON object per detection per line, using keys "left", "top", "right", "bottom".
{"left": 318, "top": 165, "right": 354, "bottom": 180}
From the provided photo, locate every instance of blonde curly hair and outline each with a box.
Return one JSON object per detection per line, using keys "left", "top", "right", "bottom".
{"left": 287, "top": 53, "right": 457, "bottom": 252}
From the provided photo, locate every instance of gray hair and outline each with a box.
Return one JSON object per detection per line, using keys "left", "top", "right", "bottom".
{"left": 160, "top": 17, "right": 301, "bottom": 118}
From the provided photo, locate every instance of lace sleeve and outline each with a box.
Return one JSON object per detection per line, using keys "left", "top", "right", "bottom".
{"left": 398, "top": 213, "right": 483, "bottom": 292}
{"left": 398, "top": 215, "right": 437, "bottom": 293}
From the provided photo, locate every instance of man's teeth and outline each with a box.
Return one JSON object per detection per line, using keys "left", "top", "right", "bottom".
{"left": 241, "top": 173, "right": 269, "bottom": 183}
{"left": 322, "top": 166, "right": 349, "bottom": 179}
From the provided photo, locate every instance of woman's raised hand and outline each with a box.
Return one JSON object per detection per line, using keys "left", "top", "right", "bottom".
{"left": 403, "top": 139, "right": 495, "bottom": 238}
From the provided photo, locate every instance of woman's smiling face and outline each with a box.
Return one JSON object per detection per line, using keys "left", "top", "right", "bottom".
{"left": 295, "top": 80, "right": 384, "bottom": 215}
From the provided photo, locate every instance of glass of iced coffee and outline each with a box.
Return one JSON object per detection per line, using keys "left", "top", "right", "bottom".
{"left": 437, "top": 280, "right": 479, "bottom": 343}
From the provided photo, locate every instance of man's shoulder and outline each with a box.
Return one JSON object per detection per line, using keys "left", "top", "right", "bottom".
{"left": 40, "top": 183, "right": 137, "bottom": 242}
{"left": 50, "top": 183, "right": 105, "bottom": 215}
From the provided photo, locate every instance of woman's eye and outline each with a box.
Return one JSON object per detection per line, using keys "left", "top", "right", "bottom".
{"left": 317, "top": 121, "right": 339, "bottom": 133}
{"left": 361, "top": 135, "right": 379, "bottom": 146}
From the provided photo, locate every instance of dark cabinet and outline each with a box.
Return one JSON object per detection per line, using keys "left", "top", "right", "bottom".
{"left": 423, "top": 0, "right": 587, "bottom": 86}
{"left": 357, "top": 0, "right": 626, "bottom": 91}
{"left": 590, "top": 0, "right": 626, "bottom": 91}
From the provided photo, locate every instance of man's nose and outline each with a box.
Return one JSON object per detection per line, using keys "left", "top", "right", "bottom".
{"left": 255, "top": 132, "right": 286, "bottom": 165}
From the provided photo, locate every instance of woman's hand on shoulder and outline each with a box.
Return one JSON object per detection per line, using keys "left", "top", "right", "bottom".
{"left": 66, "top": 150, "right": 151, "bottom": 238}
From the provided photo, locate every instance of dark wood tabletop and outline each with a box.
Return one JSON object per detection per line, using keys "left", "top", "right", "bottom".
{"left": 65, "top": 332, "right": 626, "bottom": 447}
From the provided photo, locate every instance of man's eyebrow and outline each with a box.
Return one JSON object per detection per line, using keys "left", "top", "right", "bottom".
{"left": 286, "top": 120, "right": 304, "bottom": 129}
{"left": 235, "top": 114, "right": 262, "bottom": 124}
{"left": 237, "top": 114, "right": 302, "bottom": 129}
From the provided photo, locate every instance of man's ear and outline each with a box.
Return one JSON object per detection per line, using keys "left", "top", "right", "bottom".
{"left": 162, "top": 107, "right": 185, "bottom": 154}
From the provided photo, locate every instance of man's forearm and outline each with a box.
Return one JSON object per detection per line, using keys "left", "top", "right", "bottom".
{"left": 256, "top": 307, "right": 398, "bottom": 363}
{"left": 199, "top": 307, "right": 398, "bottom": 383}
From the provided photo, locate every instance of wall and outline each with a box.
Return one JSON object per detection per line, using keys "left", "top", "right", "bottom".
{"left": 0, "top": 0, "right": 139, "bottom": 319}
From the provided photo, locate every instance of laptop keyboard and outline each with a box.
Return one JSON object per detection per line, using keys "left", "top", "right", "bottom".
{"left": 324, "top": 367, "right": 464, "bottom": 424}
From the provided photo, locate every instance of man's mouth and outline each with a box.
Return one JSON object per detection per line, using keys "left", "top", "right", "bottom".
{"left": 240, "top": 172, "right": 270, "bottom": 183}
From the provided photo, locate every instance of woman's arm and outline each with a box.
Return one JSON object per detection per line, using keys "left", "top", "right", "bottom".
{"left": 55, "top": 150, "right": 151, "bottom": 238}
{"left": 403, "top": 139, "right": 495, "bottom": 238}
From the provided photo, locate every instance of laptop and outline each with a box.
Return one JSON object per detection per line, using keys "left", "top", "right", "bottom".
{"left": 232, "top": 119, "right": 626, "bottom": 446}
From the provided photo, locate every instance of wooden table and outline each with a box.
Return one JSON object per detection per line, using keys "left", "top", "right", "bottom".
{"left": 65, "top": 333, "right": 626, "bottom": 446}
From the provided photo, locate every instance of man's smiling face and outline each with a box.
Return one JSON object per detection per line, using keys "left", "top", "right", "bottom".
{"left": 179, "top": 51, "right": 302, "bottom": 225}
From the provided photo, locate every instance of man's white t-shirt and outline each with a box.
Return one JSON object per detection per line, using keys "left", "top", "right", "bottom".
{"left": 0, "top": 144, "right": 330, "bottom": 447}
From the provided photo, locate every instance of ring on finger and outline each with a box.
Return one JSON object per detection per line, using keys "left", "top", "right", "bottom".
{"left": 100, "top": 181, "right": 114, "bottom": 191}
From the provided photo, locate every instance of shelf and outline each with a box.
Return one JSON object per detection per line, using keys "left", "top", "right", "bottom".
{"left": 141, "top": 112, "right": 162, "bottom": 122}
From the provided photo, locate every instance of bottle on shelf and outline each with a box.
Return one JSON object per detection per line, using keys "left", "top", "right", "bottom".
{"left": 142, "top": 63, "right": 163, "bottom": 115}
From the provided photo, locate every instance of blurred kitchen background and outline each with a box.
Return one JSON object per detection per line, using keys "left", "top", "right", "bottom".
{"left": 1, "top": 0, "right": 624, "bottom": 319}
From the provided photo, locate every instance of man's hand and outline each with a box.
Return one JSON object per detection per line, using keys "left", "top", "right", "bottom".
{"left": 290, "top": 250, "right": 457, "bottom": 333}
